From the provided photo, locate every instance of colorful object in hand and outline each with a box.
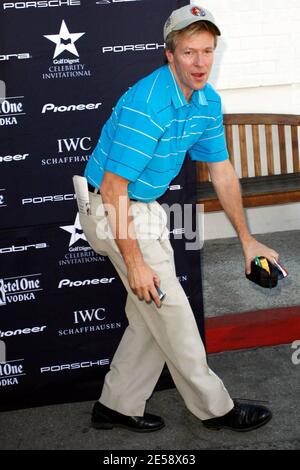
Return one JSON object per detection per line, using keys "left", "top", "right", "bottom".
{"left": 246, "top": 256, "right": 288, "bottom": 288}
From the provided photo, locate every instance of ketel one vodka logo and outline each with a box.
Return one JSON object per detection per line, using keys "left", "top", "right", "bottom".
{"left": 0, "top": 274, "right": 42, "bottom": 306}
{"left": 43, "top": 20, "right": 91, "bottom": 80}
{"left": 0, "top": 359, "right": 25, "bottom": 387}
{"left": 0, "top": 96, "right": 26, "bottom": 127}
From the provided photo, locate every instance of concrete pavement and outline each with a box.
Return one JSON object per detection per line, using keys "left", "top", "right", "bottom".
{"left": 0, "top": 230, "right": 299, "bottom": 450}
{"left": 0, "top": 343, "right": 299, "bottom": 450}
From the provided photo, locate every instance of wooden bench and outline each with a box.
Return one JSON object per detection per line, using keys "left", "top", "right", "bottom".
{"left": 196, "top": 114, "right": 300, "bottom": 212}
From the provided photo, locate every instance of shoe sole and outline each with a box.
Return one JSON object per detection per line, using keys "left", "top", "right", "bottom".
{"left": 203, "top": 413, "right": 272, "bottom": 432}
{"left": 91, "top": 421, "right": 165, "bottom": 433}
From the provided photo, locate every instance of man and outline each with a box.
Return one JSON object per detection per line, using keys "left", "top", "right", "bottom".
{"left": 79, "top": 4, "right": 278, "bottom": 432}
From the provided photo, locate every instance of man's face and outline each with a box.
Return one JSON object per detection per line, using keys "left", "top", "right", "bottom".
{"left": 166, "top": 30, "right": 215, "bottom": 101}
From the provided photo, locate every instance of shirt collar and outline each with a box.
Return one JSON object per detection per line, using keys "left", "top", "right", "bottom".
{"left": 165, "top": 65, "right": 208, "bottom": 109}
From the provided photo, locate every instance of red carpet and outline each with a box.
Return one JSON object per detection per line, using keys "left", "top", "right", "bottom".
{"left": 205, "top": 306, "right": 300, "bottom": 353}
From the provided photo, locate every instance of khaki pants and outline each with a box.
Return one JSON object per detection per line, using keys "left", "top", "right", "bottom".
{"left": 79, "top": 191, "right": 234, "bottom": 420}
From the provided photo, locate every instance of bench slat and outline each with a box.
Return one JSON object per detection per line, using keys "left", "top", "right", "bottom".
{"left": 291, "top": 125, "right": 300, "bottom": 172}
{"left": 252, "top": 124, "right": 262, "bottom": 177}
{"left": 278, "top": 125, "right": 287, "bottom": 174}
{"left": 239, "top": 124, "right": 248, "bottom": 177}
{"left": 197, "top": 161, "right": 209, "bottom": 183}
{"left": 265, "top": 125, "right": 275, "bottom": 175}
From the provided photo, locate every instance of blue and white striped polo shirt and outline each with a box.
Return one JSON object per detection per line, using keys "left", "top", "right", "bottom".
{"left": 84, "top": 64, "right": 228, "bottom": 202}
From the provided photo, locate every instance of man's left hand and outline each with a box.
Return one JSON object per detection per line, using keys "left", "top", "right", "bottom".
{"left": 242, "top": 236, "right": 279, "bottom": 274}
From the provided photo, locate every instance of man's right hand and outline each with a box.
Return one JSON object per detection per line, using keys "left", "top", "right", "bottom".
{"left": 127, "top": 260, "right": 162, "bottom": 308}
{"left": 100, "top": 171, "right": 162, "bottom": 308}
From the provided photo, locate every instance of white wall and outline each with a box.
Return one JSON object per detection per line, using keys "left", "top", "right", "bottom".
{"left": 191, "top": 0, "right": 300, "bottom": 239}
{"left": 203, "top": 204, "right": 300, "bottom": 240}
{"left": 192, "top": 0, "right": 300, "bottom": 92}
{"left": 221, "top": 84, "right": 300, "bottom": 115}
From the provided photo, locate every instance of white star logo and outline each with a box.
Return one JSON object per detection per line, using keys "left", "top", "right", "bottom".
{"left": 60, "top": 213, "right": 87, "bottom": 247}
{"left": 44, "top": 20, "right": 85, "bottom": 59}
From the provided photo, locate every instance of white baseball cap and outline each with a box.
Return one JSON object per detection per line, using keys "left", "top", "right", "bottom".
{"left": 164, "top": 4, "right": 221, "bottom": 41}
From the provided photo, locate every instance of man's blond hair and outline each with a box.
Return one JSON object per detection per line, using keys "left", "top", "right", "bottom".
{"left": 165, "top": 21, "right": 218, "bottom": 55}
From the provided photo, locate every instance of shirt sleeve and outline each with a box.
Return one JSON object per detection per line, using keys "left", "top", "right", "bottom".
{"left": 104, "top": 99, "right": 164, "bottom": 182}
{"left": 189, "top": 101, "right": 229, "bottom": 163}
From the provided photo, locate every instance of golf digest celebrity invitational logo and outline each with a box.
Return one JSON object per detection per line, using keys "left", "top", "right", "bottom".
{"left": 43, "top": 20, "right": 91, "bottom": 79}
{"left": 59, "top": 213, "right": 106, "bottom": 266}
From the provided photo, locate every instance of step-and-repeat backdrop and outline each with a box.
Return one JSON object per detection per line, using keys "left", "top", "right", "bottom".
{"left": 0, "top": 0, "right": 206, "bottom": 410}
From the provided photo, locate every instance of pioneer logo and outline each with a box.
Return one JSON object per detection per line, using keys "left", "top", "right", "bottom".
{"left": 0, "top": 243, "right": 48, "bottom": 254}
{"left": 22, "top": 193, "right": 75, "bottom": 204}
{"left": 0, "top": 153, "right": 29, "bottom": 163}
{"left": 0, "top": 274, "right": 42, "bottom": 306}
{"left": 58, "top": 277, "right": 115, "bottom": 288}
{"left": 102, "top": 43, "right": 164, "bottom": 53}
{"left": 3, "top": 1, "right": 81, "bottom": 9}
{"left": 0, "top": 325, "right": 47, "bottom": 338}
{"left": 0, "top": 53, "right": 31, "bottom": 61}
{"left": 42, "top": 102, "right": 102, "bottom": 114}
{"left": 58, "top": 137, "right": 92, "bottom": 153}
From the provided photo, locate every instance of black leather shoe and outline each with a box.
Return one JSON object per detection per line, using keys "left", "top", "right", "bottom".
{"left": 91, "top": 401, "right": 165, "bottom": 432}
{"left": 202, "top": 400, "right": 272, "bottom": 432}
